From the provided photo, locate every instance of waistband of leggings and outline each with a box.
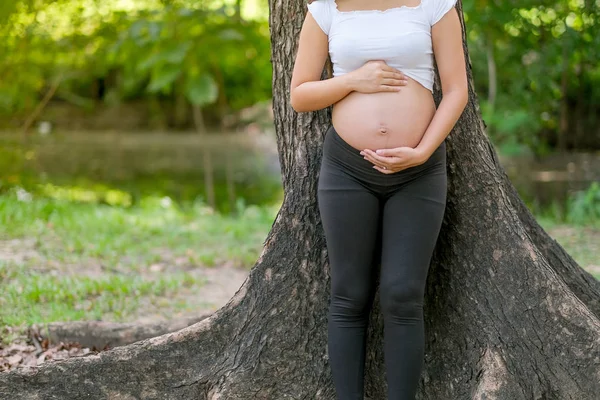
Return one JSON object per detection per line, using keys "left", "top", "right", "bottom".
{"left": 325, "top": 124, "right": 446, "bottom": 169}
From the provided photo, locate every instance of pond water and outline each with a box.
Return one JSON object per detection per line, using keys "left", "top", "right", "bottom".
{"left": 1, "top": 131, "right": 598, "bottom": 213}
{"left": 0, "top": 131, "right": 282, "bottom": 213}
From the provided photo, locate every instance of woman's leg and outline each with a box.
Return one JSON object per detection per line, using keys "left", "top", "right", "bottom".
{"left": 378, "top": 166, "right": 447, "bottom": 399}
{"left": 318, "top": 160, "right": 381, "bottom": 400}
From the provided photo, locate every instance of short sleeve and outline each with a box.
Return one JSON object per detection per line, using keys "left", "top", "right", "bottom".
{"left": 428, "top": 0, "right": 458, "bottom": 26}
{"left": 307, "top": 0, "right": 333, "bottom": 35}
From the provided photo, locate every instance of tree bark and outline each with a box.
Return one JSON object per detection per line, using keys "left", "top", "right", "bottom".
{"left": 1, "top": 1, "right": 600, "bottom": 399}
{"left": 29, "top": 314, "right": 210, "bottom": 351}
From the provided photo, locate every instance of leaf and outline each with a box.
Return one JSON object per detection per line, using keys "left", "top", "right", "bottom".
{"left": 162, "top": 42, "right": 193, "bottom": 64}
{"left": 129, "top": 20, "right": 147, "bottom": 39}
{"left": 185, "top": 74, "right": 218, "bottom": 106}
{"left": 147, "top": 21, "right": 161, "bottom": 40}
{"left": 137, "top": 52, "right": 164, "bottom": 73}
{"left": 137, "top": 42, "right": 191, "bottom": 73}
{"left": 147, "top": 67, "right": 181, "bottom": 93}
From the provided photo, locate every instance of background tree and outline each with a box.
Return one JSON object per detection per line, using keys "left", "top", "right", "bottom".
{"left": 1, "top": 0, "right": 599, "bottom": 155}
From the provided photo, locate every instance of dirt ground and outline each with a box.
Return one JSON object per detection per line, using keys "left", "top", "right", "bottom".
{"left": 0, "top": 238, "right": 250, "bottom": 372}
{"left": 1, "top": 224, "right": 598, "bottom": 372}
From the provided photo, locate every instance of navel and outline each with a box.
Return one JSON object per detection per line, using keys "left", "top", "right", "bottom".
{"left": 377, "top": 123, "right": 389, "bottom": 135}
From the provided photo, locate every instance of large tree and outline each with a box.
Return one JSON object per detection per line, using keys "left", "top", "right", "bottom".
{"left": 1, "top": 1, "right": 599, "bottom": 398}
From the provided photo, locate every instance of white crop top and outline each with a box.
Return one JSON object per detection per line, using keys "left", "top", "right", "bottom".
{"left": 306, "top": 0, "right": 458, "bottom": 93}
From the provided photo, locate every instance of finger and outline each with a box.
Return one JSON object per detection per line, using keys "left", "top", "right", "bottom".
{"left": 364, "top": 149, "right": 399, "bottom": 165}
{"left": 382, "top": 71, "right": 407, "bottom": 81}
{"left": 374, "top": 148, "right": 395, "bottom": 157}
{"left": 381, "top": 78, "right": 408, "bottom": 86}
{"left": 362, "top": 152, "right": 387, "bottom": 168}
{"left": 381, "top": 66, "right": 406, "bottom": 78}
{"left": 364, "top": 153, "right": 395, "bottom": 169}
{"left": 373, "top": 165, "right": 393, "bottom": 174}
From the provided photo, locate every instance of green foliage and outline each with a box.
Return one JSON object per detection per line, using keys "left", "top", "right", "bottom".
{"left": 0, "top": 0, "right": 272, "bottom": 122}
{"left": 481, "top": 99, "right": 541, "bottom": 156}
{"left": 186, "top": 75, "right": 219, "bottom": 106}
{"left": 464, "top": 0, "right": 600, "bottom": 153}
{"left": 566, "top": 182, "right": 600, "bottom": 225}
{"left": 2, "top": 0, "right": 600, "bottom": 150}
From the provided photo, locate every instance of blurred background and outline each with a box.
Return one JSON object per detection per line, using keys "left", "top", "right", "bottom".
{"left": 0, "top": 0, "right": 598, "bottom": 368}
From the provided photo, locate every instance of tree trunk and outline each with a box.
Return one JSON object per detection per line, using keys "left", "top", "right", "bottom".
{"left": 235, "top": 0, "right": 243, "bottom": 22}
{"left": 1, "top": 1, "right": 600, "bottom": 399}
{"left": 21, "top": 74, "right": 63, "bottom": 136}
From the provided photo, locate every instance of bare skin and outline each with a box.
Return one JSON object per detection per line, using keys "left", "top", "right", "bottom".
{"left": 290, "top": 0, "right": 468, "bottom": 173}
{"left": 331, "top": 76, "right": 437, "bottom": 151}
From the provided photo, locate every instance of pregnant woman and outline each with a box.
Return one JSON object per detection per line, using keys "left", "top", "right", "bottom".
{"left": 290, "top": 0, "right": 468, "bottom": 399}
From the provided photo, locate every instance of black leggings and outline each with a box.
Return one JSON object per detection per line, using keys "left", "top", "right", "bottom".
{"left": 317, "top": 125, "right": 447, "bottom": 400}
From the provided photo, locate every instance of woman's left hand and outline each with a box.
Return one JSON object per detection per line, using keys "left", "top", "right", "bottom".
{"left": 360, "top": 147, "right": 429, "bottom": 174}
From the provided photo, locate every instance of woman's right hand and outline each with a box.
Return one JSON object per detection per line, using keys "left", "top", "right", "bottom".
{"left": 345, "top": 60, "right": 409, "bottom": 93}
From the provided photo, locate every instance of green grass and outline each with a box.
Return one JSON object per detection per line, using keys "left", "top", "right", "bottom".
{"left": 0, "top": 182, "right": 598, "bottom": 341}
{"left": 0, "top": 188, "right": 278, "bottom": 272}
{"left": 0, "top": 187, "right": 279, "bottom": 332}
{"left": 0, "top": 263, "right": 202, "bottom": 326}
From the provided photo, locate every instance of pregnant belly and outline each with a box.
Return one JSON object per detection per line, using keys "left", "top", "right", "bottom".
{"left": 331, "top": 77, "right": 437, "bottom": 152}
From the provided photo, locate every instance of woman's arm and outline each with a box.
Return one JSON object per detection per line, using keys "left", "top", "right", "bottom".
{"left": 290, "top": 12, "right": 408, "bottom": 112}
{"left": 415, "top": 5, "right": 469, "bottom": 159}
{"left": 289, "top": 12, "right": 354, "bottom": 113}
